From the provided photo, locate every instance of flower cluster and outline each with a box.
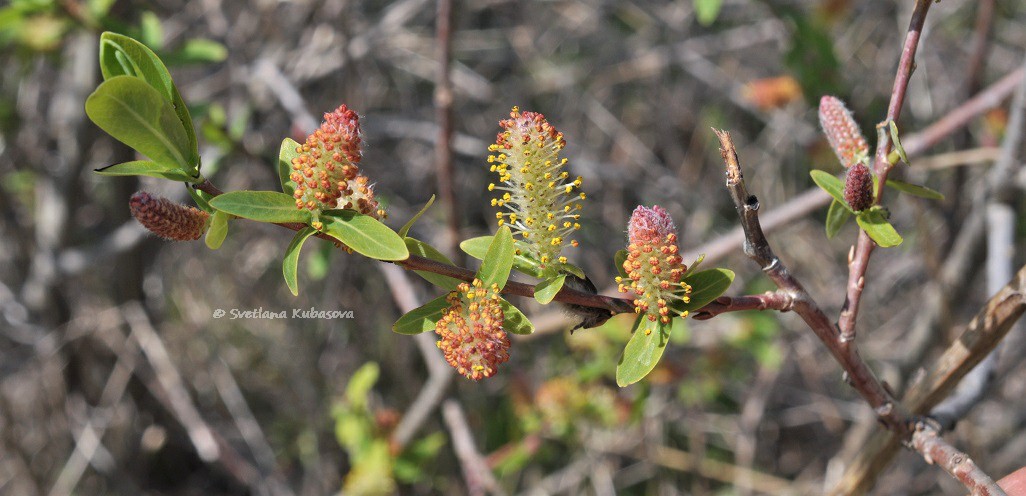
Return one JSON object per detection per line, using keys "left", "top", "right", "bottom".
{"left": 289, "top": 105, "right": 384, "bottom": 222}
{"left": 616, "top": 206, "right": 691, "bottom": 325}
{"left": 435, "top": 279, "right": 511, "bottom": 380}
{"left": 129, "top": 191, "right": 210, "bottom": 241}
{"left": 818, "top": 96, "right": 869, "bottom": 168}
{"left": 488, "top": 107, "right": 584, "bottom": 272}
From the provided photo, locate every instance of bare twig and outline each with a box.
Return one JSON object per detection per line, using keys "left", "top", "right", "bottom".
{"left": 910, "top": 422, "right": 1006, "bottom": 496}
{"left": 441, "top": 400, "right": 504, "bottom": 496}
{"left": 379, "top": 264, "right": 455, "bottom": 449}
{"left": 837, "top": 0, "right": 933, "bottom": 341}
{"left": 715, "top": 129, "right": 906, "bottom": 433}
{"left": 433, "top": 0, "right": 461, "bottom": 260}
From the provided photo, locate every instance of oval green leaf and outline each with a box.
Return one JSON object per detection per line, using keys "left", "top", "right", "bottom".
{"left": 888, "top": 121, "right": 908, "bottom": 165}
{"left": 555, "top": 262, "right": 585, "bottom": 279}
{"left": 187, "top": 185, "right": 214, "bottom": 213}
{"left": 205, "top": 210, "right": 229, "bottom": 250}
{"left": 534, "top": 274, "right": 566, "bottom": 305}
{"left": 674, "top": 268, "right": 735, "bottom": 314}
{"left": 477, "top": 226, "right": 514, "bottom": 289}
{"left": 209, "top": 191, "right": 312, "bottom": 223}
{"left": 277, "top": 137, "right": 300, "bottom": 196}
{"left": 856, "top": 208, "right": 903, "bottom": 248}
{"left": 809, "top": 169, "right": 847, "bottom": 206}
{"left": 393, "top": 295, "right": 450, "bottom": 335}
{"left": 616, "top": 317, "right": 671, "bottom": 387}
{"left": 405, "top": 237, "right": 462, "bottom": 290}
{"left": 399, "top": 195, "right": 436, "bottom": 238}
{"left": 283, "top": 227, "right": 316, "bottom": 296}
{"left": 320, "top": 210, "right": 409, "bottom": 261}
{"left": 825, "top": 199, "right": 852, "bottom": 239}
{"left": 460, "top": 235, "right": 542, "bottom": 277}
{"left": 501, "top": 300, "right": 534, "bottom": 335}
{"left": 86, "top": 76, "right": 195, "bottom": 173}
{"left": 885, "top": 179, "right": 944, "bottom": 200}
{"left": 94, "top": 160, "right": 197, "bottom": 182}
{"left": 99, "top": 32, "right": 198, "bottom": 172}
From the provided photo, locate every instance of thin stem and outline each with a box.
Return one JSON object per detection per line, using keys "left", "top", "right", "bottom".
{"left": 910, "top": 422, "right": 1007, "bottom": 496}
{"left": 714, "top": 129, "right": 906, "bottom": 434}
{"left": 433, "top": 0, "right": 461, "bottom": 261}
{"left": 838, "top": 0, "right": 933, "bottom": 342}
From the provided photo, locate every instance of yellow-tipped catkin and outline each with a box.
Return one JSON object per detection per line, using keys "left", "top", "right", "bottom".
{"left": 435, "top": 280, "right": 511, "bottom": 380}
{"left": 488, "top": 107, "right": 583, "bottom": 271}
{"left": 616, "top": 206, "right": 691, "bottom": 325}
{"left": 289, "top": 105, "right": 385, "bottom": 219}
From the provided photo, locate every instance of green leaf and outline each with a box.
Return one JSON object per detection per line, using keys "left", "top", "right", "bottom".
{"left": 889, "top": 121, "right": 908, "bottom": 165}
{"left": 139, "top": 12, "right": 163, "bottom": 49}
{"left": 534, "top": 274, "right": 566, "bottom": 305}
{"left": 174, "top": 38, "right": 228, "bottom": 63}
{"left": 283, "top": 227, "right": 316, "bottom": 296}
{"left": 398, "top": 195, "right": 435, "bottom": 238}
{"left": 320, "top": 210, "right": 409, "bottom": 261}
{"left": 476, "top": 226, "right": 515, "bottom": 289}
{"left": 825, "top": 199, "right": 851, "bottom": 239}
{"left": 277, "top": 138, "right": 300, "bottom": 196}
{"left": 886, "top": 179, "right": 944, "bottom": 200}
{"left": 460, "top": 236, "right": 543, "bottom": 278}
{"left": 98, "top": 32, "right": 198, "bottom": 172}
{"left": 209, "top": 191, "right": 311, "bottom": 223}
{"left": 611, "top": 248, "right": 627, "bottom": 279}
{"left": 86, "top": 76, "right": 195, "bottom": 173}
{"left": 501, "top": 300, "right": 534, "bottom": 335}
{"left": 676, "top": 268, "right": 735, "bottom": 313}
{"left": 392, "top": 295, "right": 450, "bottom": 335}
{"left": 94, "top": 160, "right": 196, "bottom": 182}
{"left": 694, "top": 0, "right": 723, "bottom": 26}
{"left": 809, "top": 169, "right": 848, "bottom": 207}
{"left": 555, "top": 262, "right": 585, "bottom": 279}
{"left": 405, "top": 238, "right": 461, "bottom": 290}
{"left": 616, "top": 317, "right": 671, "bottom": 387}
{"left": 205, "top": 210, "right": 229, "bottom": 250}
{"left": 856, "top": 208, "right": 903, "bottom": 248}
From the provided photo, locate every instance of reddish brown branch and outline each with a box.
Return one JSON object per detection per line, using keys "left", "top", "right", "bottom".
{"left": 910, "top": 422, "right": 1007, "bottom": 496}
{"left": 691, "top": 293, "right": 794, "bottom": 320}
{"left": 433, "top": 0, "right": 461, "bottom": 261}
{"left": 714, "top": 129, "right": 907, "bottom": 435}
{"left": 838, "top": 0, "right": 933, "bottom": 341}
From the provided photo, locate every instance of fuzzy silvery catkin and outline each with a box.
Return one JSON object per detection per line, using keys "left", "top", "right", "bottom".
{"left": 129, "top": 192, "right": 209, "bottom": 241}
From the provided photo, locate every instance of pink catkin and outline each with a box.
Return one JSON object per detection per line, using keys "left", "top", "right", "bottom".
{"left": 819, "top": 96, "right": 869, "bottom": 167}
{"left": 129, "top": 192, "right": 209, "bottom": 241}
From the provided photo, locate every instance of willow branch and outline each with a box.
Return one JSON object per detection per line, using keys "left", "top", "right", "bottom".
{"left": 838, "top": 0, "right": 933, "bottom": 341}
{"left": 910, "top": 422, "right": 1007, "bottom": 496}
{"left": 194, "top": 180, "right": 804, "bottom": 322}
{"left": 714, "top": 129, "right": 906, "bottom": 434}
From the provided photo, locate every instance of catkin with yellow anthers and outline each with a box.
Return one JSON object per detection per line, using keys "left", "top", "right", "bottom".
{"left": 289, "top": 104, "right": 385, "bottom": 219}
{"left": 488, "top": 107, "right": 583, "bottom": 273}
{"left": 620, "top": 206, "right": 692, "bottom": 325}
{"left": 435, "top": 279, "right": 510, "bottom": 381}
